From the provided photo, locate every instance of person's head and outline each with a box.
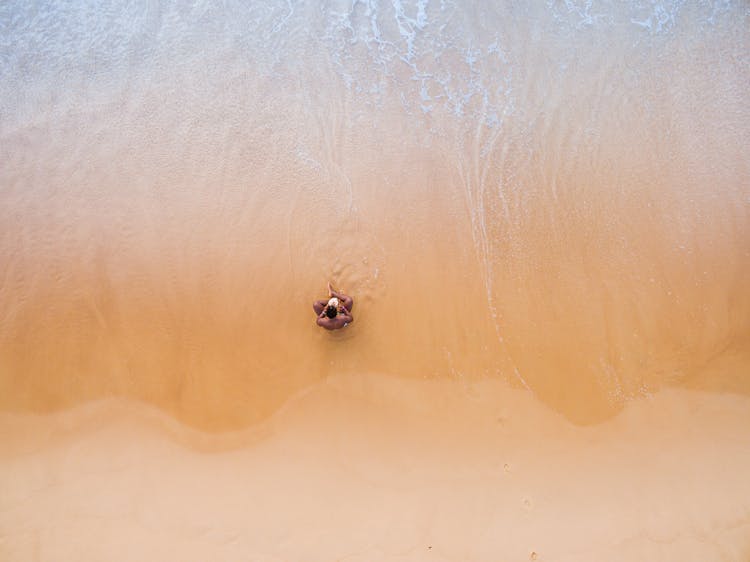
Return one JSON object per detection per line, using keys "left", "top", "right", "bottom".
{"left": 325, "top": 297, "right": 339, "bottom": 318}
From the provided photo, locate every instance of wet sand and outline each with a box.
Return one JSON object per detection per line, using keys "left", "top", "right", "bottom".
{"left": 2, "top": 0, "right": 748, "bottom": 430}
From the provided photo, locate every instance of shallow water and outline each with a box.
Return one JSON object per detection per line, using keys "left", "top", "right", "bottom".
{"left": 1, "top": 1, "right": 749, "bottom": 429}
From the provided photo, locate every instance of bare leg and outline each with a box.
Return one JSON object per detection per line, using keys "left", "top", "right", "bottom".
{"left": 329, "top": 289, "right": 353, "bottom": 312}
{"left": 313, "top": 300, "right": 327, "bottom": 315}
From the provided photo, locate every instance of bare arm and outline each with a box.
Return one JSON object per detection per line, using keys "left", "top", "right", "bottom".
{"left": 340, "top": 311, "right": 353, "bottom": 324}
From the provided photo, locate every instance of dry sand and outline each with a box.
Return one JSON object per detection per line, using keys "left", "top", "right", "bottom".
{"left": 2, "top": 374, "right": 749, "bottom": 561}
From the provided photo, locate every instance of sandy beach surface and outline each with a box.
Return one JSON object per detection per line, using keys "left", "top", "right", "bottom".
{"left": 2, "top": 374, "right": 749, "bottom": 562}
{"left": 2, "top": 1, "right": 749, "bottom": 560}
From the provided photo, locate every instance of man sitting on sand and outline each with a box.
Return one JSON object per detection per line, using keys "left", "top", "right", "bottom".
{"left": 313, "top": 283, "right": 354, "bottom": 331}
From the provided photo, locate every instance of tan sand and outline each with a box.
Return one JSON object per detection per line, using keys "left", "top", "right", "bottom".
{"left": 1, "top": 2, "right": 749, "bottom": 560}
{"left": 2, "top": 374, "right": 749, "bottom": 561}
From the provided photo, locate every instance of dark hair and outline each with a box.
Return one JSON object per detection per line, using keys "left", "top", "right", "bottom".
{"left": 325, "top": 305, "right": 337, "bottom": 318}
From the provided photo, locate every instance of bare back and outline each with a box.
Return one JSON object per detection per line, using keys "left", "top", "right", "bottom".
{"left": 316, "top": 314, "right": 352, "bottom": 330}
